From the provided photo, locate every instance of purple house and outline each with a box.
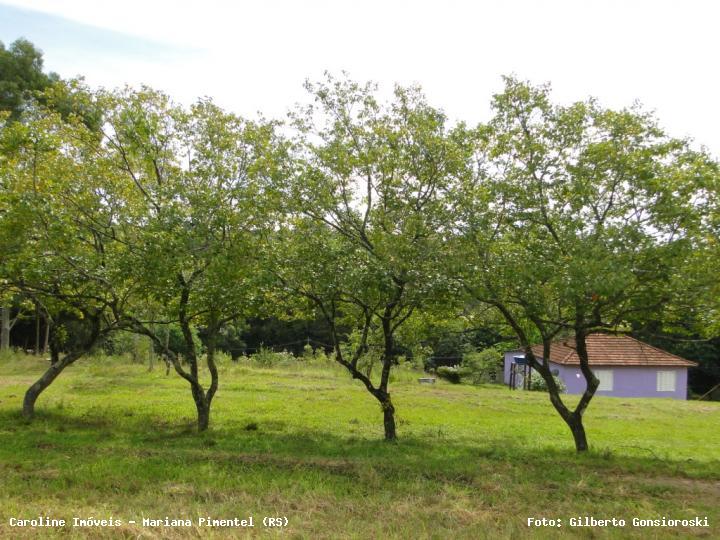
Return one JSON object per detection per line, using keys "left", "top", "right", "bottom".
{"left": 503, "top": 334, "right": 697, "bottom": 400}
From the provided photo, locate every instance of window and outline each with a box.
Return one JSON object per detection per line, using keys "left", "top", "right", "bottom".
{"left": 656, "top": 370, "right": 676, "bottom": 392}
{"left": 594, "top": 369, "right": 614, "bottom": 391}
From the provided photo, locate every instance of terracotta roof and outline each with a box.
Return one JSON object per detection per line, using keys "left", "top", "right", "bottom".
{"left": 528, "top": 333, "right": 697, "bottom": 367}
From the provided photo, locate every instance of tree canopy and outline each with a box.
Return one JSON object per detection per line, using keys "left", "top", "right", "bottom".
{"left": 0, "top": 38, "right": 59, "bottom": 122}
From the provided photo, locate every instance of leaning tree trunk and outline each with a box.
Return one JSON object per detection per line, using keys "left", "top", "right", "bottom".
{"left": 527, "top": 343, "right": 592, "bottom": 453}
{"left": 23, "top": 313, "right": 106, "bottom": 420}
{"left": 23, "top": 351, "right": 81, "bottom": 419}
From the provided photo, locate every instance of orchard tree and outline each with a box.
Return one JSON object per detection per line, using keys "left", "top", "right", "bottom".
{"left": 0, "top": 84, "right": 284, "bottom": 429}
{"left": 0, "top": 103, "right": 132, "bottom": 418}
{"left": 1, "top": 38, "right": 58, "bottom": 347}
{"left": 280, "top": 74, "right": 475, "bottom": 440}
{"left": 97, "top": 88, "right": 284, "bottom": 431}
{"left": 454, "top": 77, "right": 711, "bottom": 451}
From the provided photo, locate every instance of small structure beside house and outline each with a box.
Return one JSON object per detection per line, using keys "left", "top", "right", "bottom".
{"left": 503, "top": 333, "right": 697, "bottom": 400}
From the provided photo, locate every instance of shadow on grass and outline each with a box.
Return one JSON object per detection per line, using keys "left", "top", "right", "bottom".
{"left": 1, "top": 408, "right": 717, "bottom": 488}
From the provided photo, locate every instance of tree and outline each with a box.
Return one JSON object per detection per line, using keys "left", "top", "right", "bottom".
{"left": 0, "top": 104, "right": 130, "bottom": 417}
{"left": 1, "top": 38, "right": 57, "bottom": 349}
{"left": 0, "top": 38, "right": 59, "bottom": 123}
{"left": 1, "top": 84, "right": 284, "bottom": 428}
{"left": 454, "top": 77, "right": 711, "bottom": 451}
{"left": 278, "top": 74, "right": 475, "bottom": 440}
{"left": 1, "top": 39, "right": 102, "bottom": 353}
{"left": 93, "top": 88, "right": 284, "bottom": 431}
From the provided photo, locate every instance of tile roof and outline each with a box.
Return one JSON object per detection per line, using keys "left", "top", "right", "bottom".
{"left": 529, "top": 333, "right": 697, "bottom": 367}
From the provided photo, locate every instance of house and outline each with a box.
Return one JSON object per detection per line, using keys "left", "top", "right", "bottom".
{"left": 503, "top": 333, "right": 697, "bottom": 400}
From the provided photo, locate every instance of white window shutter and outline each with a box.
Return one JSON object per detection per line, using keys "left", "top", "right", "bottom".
{"left": 656, "top": 370, "right": 676, "bottom": 392}
{"left": 594, "top": 369, "right": 614, "bottom": 391}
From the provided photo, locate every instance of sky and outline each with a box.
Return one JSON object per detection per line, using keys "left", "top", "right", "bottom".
{"left": 1, "top": 0, "right": 719, "bottom": 156}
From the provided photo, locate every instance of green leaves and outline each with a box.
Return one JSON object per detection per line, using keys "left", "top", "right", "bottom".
{"left": 456, "top": 76, "right": 715, "bottom": 338}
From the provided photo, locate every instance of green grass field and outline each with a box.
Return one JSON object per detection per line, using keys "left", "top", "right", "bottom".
{"left": 0, "top": 353, "right": 718, "bottom": 539}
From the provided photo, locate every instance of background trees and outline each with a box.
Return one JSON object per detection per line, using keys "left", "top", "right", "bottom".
{"left": 0, "top": 38, "right": 58, "bottom": 123}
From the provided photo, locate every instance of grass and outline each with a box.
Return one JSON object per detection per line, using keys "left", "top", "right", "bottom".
{"left": 0, "top": 353, "right": 718, "bottom": 539}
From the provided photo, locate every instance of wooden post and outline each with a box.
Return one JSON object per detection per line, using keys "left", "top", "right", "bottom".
{"left": 526, "top": 365, "right": 531, "bottom": 390}
{"left": 34, "top": 303, "right": 41, "bottom": 355}
{"left": 0, "top": 307, "right": 9, "bottom": 351}
{"left": 43, "top": 315, "right": 50, "bottom": 354}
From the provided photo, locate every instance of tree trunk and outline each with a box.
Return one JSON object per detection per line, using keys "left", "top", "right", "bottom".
{"left": 566, "top": 414, "right": 589, "bottom": 452}
{"left": 205, "top": 331, "right": 219, "bottom": 407}
{"left": 23, "top": 352, "right": 81, "bottom": 419}
{"left": 50, "top": 338, "right": 60, "bottom": 365}
{"left": 382, "top": 396, "right": 397, "bottom": 441}
{"left": 378, "top": 316, "right": 397, "bottom": 441}
{"left": 195, "top": 396, "right": 210, "bottom": 432}
{"left": 178, "top": 297, "right": 214, "bottom": 433}
{"left": 1, "top": 307, "right": 10, "bottom": 351}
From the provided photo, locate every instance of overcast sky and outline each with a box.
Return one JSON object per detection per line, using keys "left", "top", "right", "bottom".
{"left": 1, "top": 0, "right": 718, "bottom": 155}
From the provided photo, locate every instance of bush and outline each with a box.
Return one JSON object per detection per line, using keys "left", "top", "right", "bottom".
{"left": 301, "top": 343, "right": 314, "bottom": 361}
{"left": 299, "top": 343, "right": 333, "bottom": 364}
{"left": 252, "top": 346, "right": 296, "bottom": 367}
{"left": 437, "top": 366, "right": 463, "bottom": 384}
{"left": 212, "top": 350, "right": 232, "bottom": 365}
{"left": 528, "top": 373, "right": 566, "bottom": 393}
{"left": 396, "top": 355, "right": 423, "bottom": 372}
{"left": 462, "top": 347, "right": 501, "bottom": 384}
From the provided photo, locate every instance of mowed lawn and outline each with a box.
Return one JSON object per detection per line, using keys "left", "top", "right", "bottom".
{"left": 0, "top": 354, "right": 718, "bottom": 539}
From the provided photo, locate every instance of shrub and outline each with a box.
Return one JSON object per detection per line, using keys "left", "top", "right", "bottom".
{"left": 252, "top": 346, "right": 296, "bottom": 367}
{"left": 437, "top": 366, "right": 463, "bottom": 384}
{"left": 301, "top": 343, "right": 314, "bottom": 361}
{"left": 528, "top": 373, "right": 566, "bottom": 393}
{"left": 462, "top": 347, "right": 501, "bottom": 384}
{"left": 212, "top": 350, "right": 232, "bottom": 365}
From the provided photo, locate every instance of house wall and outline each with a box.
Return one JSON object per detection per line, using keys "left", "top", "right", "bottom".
{"left": 555, "top": 363, "right": 688, "bottom": 400}
{"left": 503, "top": 352, "right": 688, "bottom": 399}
